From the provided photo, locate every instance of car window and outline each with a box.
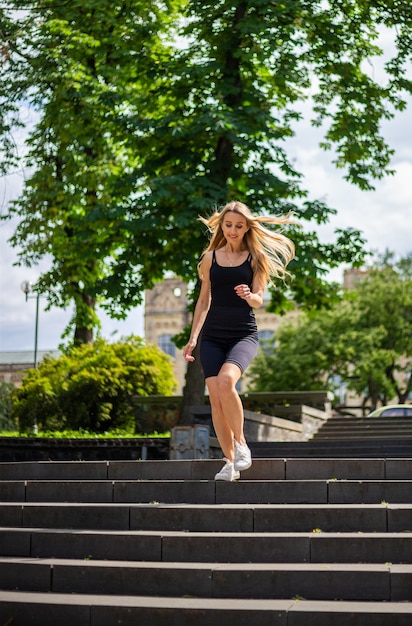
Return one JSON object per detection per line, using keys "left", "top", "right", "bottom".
{"left": 381, "top": 407, "right": 412, "bottom": 417}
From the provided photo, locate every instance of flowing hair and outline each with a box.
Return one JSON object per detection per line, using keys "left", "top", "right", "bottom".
{"left": 198, "top": 201, "right": 297, "bottom": 285}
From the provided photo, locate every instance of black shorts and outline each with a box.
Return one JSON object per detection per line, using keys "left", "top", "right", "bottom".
{"left": 200, "top": 334, "right": 259, "bottom": 379}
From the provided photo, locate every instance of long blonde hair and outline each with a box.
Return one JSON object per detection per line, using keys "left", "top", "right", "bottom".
{"left": 198, "top": 200, "right": 296, "bottom": 285}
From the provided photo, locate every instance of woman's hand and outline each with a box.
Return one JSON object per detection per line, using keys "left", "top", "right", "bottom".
{"left": 183, "top": 340, "right": 196, "bottom": 362}
{"left": 234, "top": 284, "right": 251, "bottom": 300}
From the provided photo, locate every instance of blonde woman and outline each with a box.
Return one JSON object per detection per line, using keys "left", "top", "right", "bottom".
{"left": 183, "top": 201, "right": 296, "bottom": 481}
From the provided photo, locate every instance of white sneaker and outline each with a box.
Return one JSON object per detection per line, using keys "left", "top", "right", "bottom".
{"left": 234, "top": 440, "right": 252, "bottom": 471}
{"left": 214, "top": 458, "right": 240, "bottom": 482}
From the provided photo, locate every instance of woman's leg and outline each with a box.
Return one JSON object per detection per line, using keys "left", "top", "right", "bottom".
{"left": 215, "top": 362, "right": 246, "bottom": 445}
{"left": 206, "top": 375, "right": 236, "bottom": 461}
{"left": 205, "top": 362, "right": 245, "bottom": 459}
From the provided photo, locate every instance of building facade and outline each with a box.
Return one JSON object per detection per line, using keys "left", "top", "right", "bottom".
{"left": 144, "top": 277, "right": 191, "bottom": 394}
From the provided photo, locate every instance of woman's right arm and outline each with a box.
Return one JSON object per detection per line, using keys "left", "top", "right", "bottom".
{"left": 183, "top": 254, "right": 212, "bottom": 362}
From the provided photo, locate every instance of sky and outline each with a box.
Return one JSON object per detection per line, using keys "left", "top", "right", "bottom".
{"left": 284, "top": 98, "right": 412, "bottom": 261}
{"left": 1, "top": 33, "right": 411, "bottom": 355}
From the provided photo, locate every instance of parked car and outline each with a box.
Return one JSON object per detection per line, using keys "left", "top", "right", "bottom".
{"left": 367, "top": 404, "right": 412, "bottom": 418}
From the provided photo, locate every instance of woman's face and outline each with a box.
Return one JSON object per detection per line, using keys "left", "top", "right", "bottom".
{"left": 221, "top": 211, "right": 249, "bottom": 245}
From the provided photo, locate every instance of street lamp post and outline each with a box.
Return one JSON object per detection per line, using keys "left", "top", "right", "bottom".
{"left": 20, "top": 281, "right": 40, "bottom": 369}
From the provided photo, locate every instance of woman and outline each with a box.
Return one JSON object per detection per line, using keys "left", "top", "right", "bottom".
{"left": 183, "top": 201, "right": 296, "bottom": 481}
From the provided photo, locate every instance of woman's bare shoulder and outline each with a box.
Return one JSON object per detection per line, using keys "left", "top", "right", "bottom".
{"left": 198, "top": 250, "right": 213, "bottom": 279}
{"left": 201, "top": 250, "right": 214, "bottom": 266}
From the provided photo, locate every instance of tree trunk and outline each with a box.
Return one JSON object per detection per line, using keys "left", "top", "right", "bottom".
{"left": 368, "top": 376, "right": 380, "bottom": 410}
{"left": 398, "top": 369, "right": 411, "bottom": 403}
{"left": 74, "top": 325, "right": 94, "bottom": 345}
{"left": 179, "top": 342, "right": 206, "bottom": 424}
{"left": 73, "top": 291, "right": 96, "bottom": 345}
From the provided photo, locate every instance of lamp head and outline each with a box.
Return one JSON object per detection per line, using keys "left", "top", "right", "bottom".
{"left": 20, "top": 281, "right": 32, "bottom": 301}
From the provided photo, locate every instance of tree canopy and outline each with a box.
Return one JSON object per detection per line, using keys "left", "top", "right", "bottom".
{"left": 247, "top": 253, "right": 412, "bottom": 408}
{"left": 1, "top": 1, "right": 181, "bottom": 341}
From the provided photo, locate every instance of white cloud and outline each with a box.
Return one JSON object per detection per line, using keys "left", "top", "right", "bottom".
{"left": 284, "top": 96, "right": 412, "bottom": 264}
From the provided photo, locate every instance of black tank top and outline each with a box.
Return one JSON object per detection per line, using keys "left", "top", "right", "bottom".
{"left": 202, "top": 250, "right": 258, "bottom": 340}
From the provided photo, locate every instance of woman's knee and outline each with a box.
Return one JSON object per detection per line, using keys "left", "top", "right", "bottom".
{"left": 216, "top": 371, "right": 237, "bottom": 394}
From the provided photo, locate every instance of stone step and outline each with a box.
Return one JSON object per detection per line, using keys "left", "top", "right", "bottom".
{"left": 2, "top": 527, "right": 412, "bottom": 564}
{"left": 321, "top": 418, "right": 412, "bottom": 426}
{"left": 329, "top": 421, "right": 412, "bottom": 426}
{"left": 251, "top": 441, "right": 412, "bottom": 457}
{"left": 1, "top": 557, "right": 411, "bottom": 602}
{"left": 313, "top": 437, "right": 412, "bottom": 443}
{"left": 2, "top": 478, "right": 412, "bottom": 504}
{"left": 314, "top": 430, "right": 412, "bottom": 438}
{"left": 2, "top": 457, "right": 412, "bottom": 481}
{"left": 0, "top": 436, "right": 169, "bottom": 463}
{"left": 1, "top": 591, "right": 412, "bottom": 626}
{"left": 321, "top": 417, "right": 412, "bottom": 430}
{"left": 1, "top": 502, "right": 411, "bottom": 532}
{"left": 315, "top": 428, "right": 412, "bottom": 437}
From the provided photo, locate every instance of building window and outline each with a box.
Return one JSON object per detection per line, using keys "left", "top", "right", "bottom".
{"left": 158, "top": 334, "right": 176, "bottom": 359}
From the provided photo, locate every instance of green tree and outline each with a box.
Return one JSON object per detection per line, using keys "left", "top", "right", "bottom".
{"left": 1, "top": 1, "right": 179, "bottom": 342}
{"left": 106, "top": 0, "right": 410, "bottom": 416}
{"left": 3, "top": 2, "right": 411, "bottom": 327}
{"left": 11, "top": 336, "right": 177, "bottom": 433}
{"left": 350, "top": 262, "right": 412, "bottom": 405}
{"left": 248, "top": 257, "right": 412, "bottom": 408}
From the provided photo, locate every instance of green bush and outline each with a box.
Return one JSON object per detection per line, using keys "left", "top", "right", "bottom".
{"left": 11, "top": 336, "right": 177, "bottom": 433}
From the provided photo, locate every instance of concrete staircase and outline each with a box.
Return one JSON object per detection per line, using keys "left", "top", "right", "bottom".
{"left": 250, "top": 415, "right": 412, "bottom": 458}
{"left": 1, "top": 457, "right": 412, "bottom": 625}
{"left": 313, "top": 415, "right": 412, "bottom": 440}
